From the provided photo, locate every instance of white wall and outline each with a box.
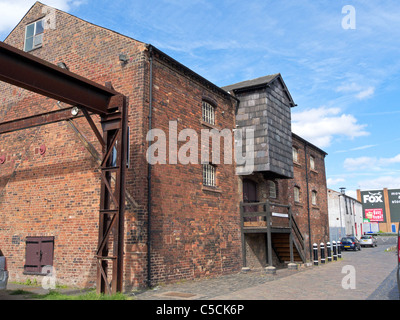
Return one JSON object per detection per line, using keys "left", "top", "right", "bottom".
{"left": 328, "top": 189, "right": 363, "bottom": 240}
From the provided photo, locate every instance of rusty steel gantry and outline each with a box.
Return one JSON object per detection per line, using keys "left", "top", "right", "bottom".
{"left": 0, "top": 41, "right": 128, "bottom": 295}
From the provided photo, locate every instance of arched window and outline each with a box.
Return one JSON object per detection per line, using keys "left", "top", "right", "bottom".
{"left": 292, "top": 147, "right": 299, "bottom": 163}
{"left": 294, "top": 186, "right": 301, "bottom": 203}
{"left": 203, "top": 163, "right": 216, "bottom": 187}
{"left": 202, "top": 100, "right": 215, "bottom": 125}
{"left": 268, "top": 181, "right": 277, "bottom": 199}
{"left": 312, "top": 190, "right": 317, "bottom": 205}
{"left": 310, "top": 155, "right": 315, "bottom": 170}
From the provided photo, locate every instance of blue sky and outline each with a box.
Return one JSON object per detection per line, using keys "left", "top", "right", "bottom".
{"left": 1, "top": 0, "right": 400, "bottom": 199}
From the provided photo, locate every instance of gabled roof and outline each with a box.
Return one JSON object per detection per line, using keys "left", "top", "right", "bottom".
{"left": 221, "top": 73, "right": 296, "bottom": 107}
{"left": 4, "top": 1, "right": 146, "bottom": 45}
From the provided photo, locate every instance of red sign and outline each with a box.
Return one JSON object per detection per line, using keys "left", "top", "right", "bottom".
{"left": 365, "top": 208, "right": 384, "bottom": 222}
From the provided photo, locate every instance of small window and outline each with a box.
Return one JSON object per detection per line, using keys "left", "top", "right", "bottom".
{"left": 202, "top": 101, "right": 215, "bottom": 125}
{"left": 24, "top": 236, "right": 54, "bottom": 274}
{"left": 294, "top": 186, "right": 300, "bottom": 203}
{"left": 292, "top": 147, "right": 298, "bottom": 163}
{"left": 312, "top": 190, "right": 317, "bottom": 205}
{"left": 269, "top": 181, "right": 277, "bottom": 199}
{"left": 24, "top": 19, "right": 44, "bottom": 52}
{"left": 310, "top": 155, "right": 315, "bottom": 170}
{"left": 203, "top": 163, "right": 216, "bottom": 187}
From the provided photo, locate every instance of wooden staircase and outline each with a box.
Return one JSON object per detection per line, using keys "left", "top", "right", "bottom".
{"left": 240, "top": 201, "right": 307, "bottom": 269}
{"left": 271, "top": 233, "right": 303, "bottom": 263}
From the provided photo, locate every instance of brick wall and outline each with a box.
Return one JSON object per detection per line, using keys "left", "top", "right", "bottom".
{"left": 147, "top": 51, "right": 241, "bottom": 284}
{"left": 0, "top": 2, "right": 242, "bottom": 290}
{"left": 290, "top": 134, "right": 329, "bottom": 259}
{"left": 0, "top": 2, "right": 148, "bottom": 288}
{"left": 0, "top": 2, "right": 330, "bottom": 290}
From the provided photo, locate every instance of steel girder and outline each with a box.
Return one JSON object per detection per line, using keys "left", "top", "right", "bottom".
{"left": 0, "top": 41, "right": 128, "bottom": 294}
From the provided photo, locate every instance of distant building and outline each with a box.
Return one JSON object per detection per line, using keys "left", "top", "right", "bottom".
{"left": 328, "top": 189, "right": 363, "bottom": 241}
{"left": 357, "top": 189, "right": 400, "bottom": 233}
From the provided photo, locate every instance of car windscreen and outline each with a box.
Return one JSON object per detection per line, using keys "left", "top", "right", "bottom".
{"left": 341, "top": 238, "right": 352, "bottom": 242}
{"left": 361, "top": 236, "right": 371, "bottom": 239}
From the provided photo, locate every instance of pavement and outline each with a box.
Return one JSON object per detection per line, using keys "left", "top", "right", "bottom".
{"left": 0, "top": 237, "right": 398, "bottom": 301}
{"left": 133, "top": 238, "right": 399, "bottom": 300}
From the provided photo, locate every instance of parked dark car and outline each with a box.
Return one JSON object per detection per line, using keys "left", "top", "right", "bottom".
{"left": 0, "top": 249, "right": 8, "bottom": 290}
{"left": 340, "top": 236, "right": 361, "bottom": 251}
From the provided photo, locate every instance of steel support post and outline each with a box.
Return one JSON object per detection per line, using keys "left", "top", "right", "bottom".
{"left": 96, "top": 98, "right": 128, "bottom": 294}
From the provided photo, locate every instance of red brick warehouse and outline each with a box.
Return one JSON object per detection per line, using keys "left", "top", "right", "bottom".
{"left": 0, "top": 2, "right": 330, "bottom": 291}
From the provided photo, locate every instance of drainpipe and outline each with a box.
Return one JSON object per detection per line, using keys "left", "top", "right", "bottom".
{"left": 304, "top": 143, "right": 312, "bottom": 259}
{"left": 147, "top": 45, "right": 154, "bottom": 287}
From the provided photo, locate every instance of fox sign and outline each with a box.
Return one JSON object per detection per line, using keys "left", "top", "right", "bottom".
{"left": 361, "top": 190, "right": 386, "bottom": 222}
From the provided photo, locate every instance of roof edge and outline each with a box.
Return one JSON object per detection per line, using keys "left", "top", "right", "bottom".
{"left": 292, "top": 132, "right": 328, "bottom": 156}
{"left": 222, "top": 73, "right": 296, "bottom": 107}
{"left": 4, "top": 1, "right": 147, "bottom": 46}
{"left": 147, "top": 44, "right": 238, "bottom": 102}
{"left": 3, "top": 1, "right": 39, "bottom": 42}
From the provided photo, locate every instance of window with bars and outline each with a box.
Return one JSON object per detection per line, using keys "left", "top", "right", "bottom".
{"left": 203, "top": 164, "right": 216, "bottom": 187}
{"left": 202, "top": 101, "right": 215, "bottom": 125}
{"left": 24, "top": 19, "right": 44, "bottom": 52}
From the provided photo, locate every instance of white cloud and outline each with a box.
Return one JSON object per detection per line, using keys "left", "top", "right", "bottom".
{"left": 357, "top": 175, "right": 400, "bottom": 191}
{"left": 0, "top": 0, "right": 83, "bottom": 34}
{"left": 334, "top": 144, "right": 378, "bottom": 153}
{"left": 344, "top": 154, "right": 400, "bottom": 171}
{"left": 343, "top": 156, "right": 377, "bottom": 171}
{"left": 291, "top": 107, "right": 369, "bottom": 148}
{"left": 336, "top": 82, "right": 375, "bottom": 100}
{"left": 355, "top": 87, "right": 375, "bottom": 100}
{"left": 336, "top": 82, "right": 363, "bottom": 93}
{"left": 327, "top": 178, "right": 345, "bottom": 186}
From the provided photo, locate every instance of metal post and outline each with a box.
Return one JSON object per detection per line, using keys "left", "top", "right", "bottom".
{"left": 288, "top": 205, "right": 298, "bottom": 270}
{"left": 333, "top": 241, "right": 337, "bottom": 261}
{"left": 240, "top": 202, "right": 247, "bottom": 269}
{"left": 337, "top": 241, "right": 342, "bottom": 259}
{"left": 266, "top": 202, "right": 273, "bottom": 267}
{"left": 289, "top": 206, "right": 294, "bottom": 264}
{"left": 265, "top": 201, "right": 276, "bottom": 274}
{"left": 96, "top": 99, "right": 128, "bottom": 295}
{"left": 313, "top": 243, "right": 318, "bottom": 266}
{"left": 327, "top": 242, "right": 332, "bottom": 262}
{"left": 320, "top": 243, "right": 325, "bottom": 264}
